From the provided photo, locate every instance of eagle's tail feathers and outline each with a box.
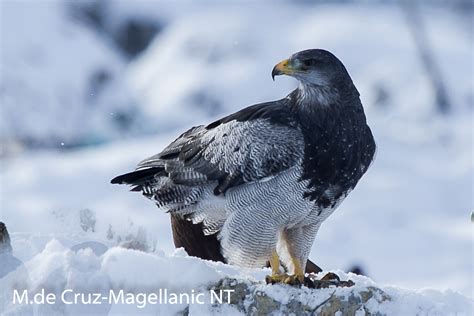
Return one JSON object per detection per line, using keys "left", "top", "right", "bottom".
{"left": 110, "top": 167, "right": 164, "bottom": 185}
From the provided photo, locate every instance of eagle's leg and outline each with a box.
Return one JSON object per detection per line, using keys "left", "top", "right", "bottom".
{"left": 285, "top": 256, "right": 305, "bottom": 284}
{"left": 276, "top": 225, "right": 319, "bottom": 286}
{"left": 265, "top": 250, "right": 304, "bottom": 285}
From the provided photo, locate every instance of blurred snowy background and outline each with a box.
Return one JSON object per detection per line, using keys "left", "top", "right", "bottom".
{"left": 0, "top": 0, "right": 472, "bottom": 308}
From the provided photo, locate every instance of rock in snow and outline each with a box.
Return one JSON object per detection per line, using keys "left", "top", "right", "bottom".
{"left": 209, "top": 277, "right": 390, "bottom": 315}
{"left": 0, "top": 223, "right": 24, "bottom": 279}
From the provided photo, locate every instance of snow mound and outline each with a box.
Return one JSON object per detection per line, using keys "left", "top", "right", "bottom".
{"left": 0, "top": 239, "right": 471, "bottom": 315}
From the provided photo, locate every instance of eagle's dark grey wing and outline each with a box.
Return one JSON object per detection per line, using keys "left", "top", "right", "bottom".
{"left": 145, "top": 117, "right": 301, "bottom": 193}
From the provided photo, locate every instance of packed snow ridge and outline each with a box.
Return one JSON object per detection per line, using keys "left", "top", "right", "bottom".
{"left": 0, "top": 239, "right": 471, "bottom": 315}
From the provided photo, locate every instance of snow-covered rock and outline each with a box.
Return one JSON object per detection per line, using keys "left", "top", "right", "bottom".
{"left": 0, "top": 239, "right": 471, "bottom": 315}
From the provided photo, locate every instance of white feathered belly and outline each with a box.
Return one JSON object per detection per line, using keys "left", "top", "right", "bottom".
{"left": 178, "top": 166, "right": 347, "bottom": 268}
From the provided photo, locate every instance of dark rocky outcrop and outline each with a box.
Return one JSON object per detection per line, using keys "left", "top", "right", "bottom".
{"left": 205, "top": 277, "right": 391, "bottom": 316}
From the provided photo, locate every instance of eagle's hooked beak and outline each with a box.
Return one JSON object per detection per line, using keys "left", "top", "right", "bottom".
{"left": 272, "top": 58, "right": 294, "bottom": 81}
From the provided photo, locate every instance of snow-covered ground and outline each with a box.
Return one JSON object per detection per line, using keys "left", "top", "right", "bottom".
{"left": 1, "top": 1, "right": 472, "bottom": 315}
{"left": 1, "top": 240, "right": 471, "bottom": 315}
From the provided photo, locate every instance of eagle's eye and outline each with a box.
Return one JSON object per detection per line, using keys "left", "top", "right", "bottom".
{"left": 302, "top": 59, "right": 319, "bottom": 68}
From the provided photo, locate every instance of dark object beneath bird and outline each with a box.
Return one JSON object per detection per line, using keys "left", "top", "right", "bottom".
{"left": 171, "top": 214, "right": 225, "bottom": 262}
{"left": 302, "top": 272, "right": 355, "bottom": 289}
{"left": 171, "top": 214, "right": 322, "bottom": 273}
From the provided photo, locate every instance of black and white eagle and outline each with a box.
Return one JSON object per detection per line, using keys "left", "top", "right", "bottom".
{"left": 112, "top": 49, "right": 376, "bottom": 285}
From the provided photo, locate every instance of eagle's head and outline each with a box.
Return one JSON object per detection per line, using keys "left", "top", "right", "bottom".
{"left": 272, "top": 49, "right": 357, "bottom": 105}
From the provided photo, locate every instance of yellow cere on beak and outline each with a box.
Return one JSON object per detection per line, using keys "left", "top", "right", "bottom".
{"left": 272, "top": 58, "right": 294, "bottom": 80}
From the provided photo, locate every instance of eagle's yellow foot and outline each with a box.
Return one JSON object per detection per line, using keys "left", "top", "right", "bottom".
{"left": 266, "top": 250, "right": 305, "bottom": 286}
{"left": 265, "top": 273, "right": 303, "bottom": 285}
{"left": 265, "top": 273, "right": 290, "bottom": 284}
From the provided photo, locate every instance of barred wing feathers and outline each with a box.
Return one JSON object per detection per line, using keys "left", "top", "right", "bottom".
{"left": 111, "top": 103, "right": 305, "bottom": 232}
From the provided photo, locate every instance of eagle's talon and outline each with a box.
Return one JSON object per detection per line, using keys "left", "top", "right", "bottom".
{"left": 265, "top": 273, "right": 291, "bottom": 284}
{"left": 283, "top": 274, "right": 303, "bottom": 286}
{"left": 265, "top": 273, "right": 303, "bottom": 286}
